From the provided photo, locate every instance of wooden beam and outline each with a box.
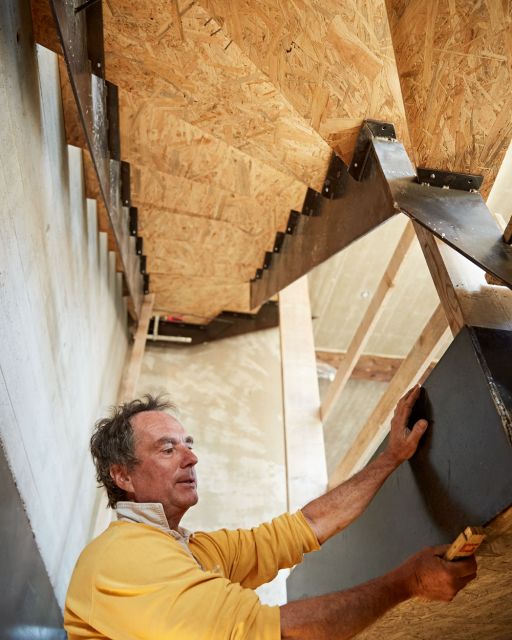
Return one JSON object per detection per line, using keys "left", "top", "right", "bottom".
{"left": 118, "top": 293, "right": 155, "bottom": 402}
{"left": 329, "top": 304, "right": 449, "bottom": 488}
{"left": 321, "top": 222, "right": 415, "bottom": 421}
{"left": 414, "top": 223, "right": 512, "bottom": 334}
{"left": 413, "top": 223, "right": 465, "bottom": 336}
{"left": 279, "top": 277, "right": 327, "bottom": 511}
{"left": 317, "top": 351, "right": 437, "bottom": 384}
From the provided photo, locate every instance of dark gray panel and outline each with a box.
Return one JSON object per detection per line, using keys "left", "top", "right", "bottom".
{"left": 287, "top": 326, "right": 512, "bottom": 600}
{"left": 0, "top": 444, "right": 65, "bottom": 639}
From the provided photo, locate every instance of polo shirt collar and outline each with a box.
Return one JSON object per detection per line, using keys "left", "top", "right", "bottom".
{"left": 116, "top": 501, "right": 192, "bottom": 543}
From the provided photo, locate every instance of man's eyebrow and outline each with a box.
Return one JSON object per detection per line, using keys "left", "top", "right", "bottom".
{"left": 154, "top": 435, "right": 194, "bottom": 447}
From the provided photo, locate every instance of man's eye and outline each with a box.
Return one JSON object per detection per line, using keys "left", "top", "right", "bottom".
{"left": 163, "top": 448, "right": 174, "bottom": 454}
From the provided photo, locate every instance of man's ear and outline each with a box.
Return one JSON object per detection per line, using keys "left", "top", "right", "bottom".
{"left": 110, "top": 464, "right": 135, "bottom": 495}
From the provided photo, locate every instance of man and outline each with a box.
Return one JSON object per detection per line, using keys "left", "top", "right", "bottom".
{"left": 65, "top": 385, "right": 477, "bottom": 639}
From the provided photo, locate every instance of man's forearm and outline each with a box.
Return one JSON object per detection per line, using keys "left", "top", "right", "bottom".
{"left": 302, "top": 385, "right": 428, "bottom": 544}
{"left": 280, "top": 563, "right": 410, "bottom": 640}
{"left": 280, "top": 545, "right": 478, "bottom": 639}
{"left": 301, "top": 450, "right": 399, "bottom": 544}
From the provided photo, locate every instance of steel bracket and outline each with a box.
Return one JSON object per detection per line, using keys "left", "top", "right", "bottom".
{"left": 251, "top": 118, "right": 512, "bottom": 307}
{"left": 416, "top": 167, "right": 483, "bottom": 192}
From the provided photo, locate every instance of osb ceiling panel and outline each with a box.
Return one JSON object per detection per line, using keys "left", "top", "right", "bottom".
{"left": 198, "top": 0, "right": 409, "bottom": 160}
{"left": 386, "top": 0, "right": 512, "bottom": 198}
{"left": 103, "top": 0, "right": 331, "bottom": 189}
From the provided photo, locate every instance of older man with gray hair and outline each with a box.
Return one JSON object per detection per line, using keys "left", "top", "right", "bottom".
{"left": 64, "top": 385, "right": 476, "bottom": 639}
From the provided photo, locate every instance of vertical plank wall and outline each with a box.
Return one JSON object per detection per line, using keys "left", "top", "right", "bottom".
{"left": 0, "top": 0, "right": 128, "bottom": 606}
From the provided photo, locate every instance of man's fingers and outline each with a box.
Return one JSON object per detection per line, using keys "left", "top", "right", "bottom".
{"left": 408, "top": 419, "right": 428, "bottom": 443}
{"left": 395, "top": 385, "right": 421, "bottom": 419}
{"left": 448, "top": 556, "right": 478, "bottom": 578}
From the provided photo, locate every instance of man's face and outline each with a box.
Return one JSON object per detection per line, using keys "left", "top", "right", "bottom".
{"left": 114, "top": 411, "right": 199, "bottom": 526}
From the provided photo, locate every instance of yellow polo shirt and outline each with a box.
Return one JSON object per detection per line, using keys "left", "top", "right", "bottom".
{"left": 64, "top": 508, "right": 319, "bottom": 639}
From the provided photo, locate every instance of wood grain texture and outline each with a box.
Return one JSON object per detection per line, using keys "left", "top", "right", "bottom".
{"left": 198, "top": 0, "right": 409, "bottom": 161}
{"left": 329, "top": 304, "right": 449, "bottom": 487}
{"left": 386, "top": 0, "right": 512, "bottom": 197}
{"left": 118, "top": 294, "right": 155, "bottom": 402}
{"left": 102, "top": 0, "right": 331, "bottom": 189}
{"left": 317, "top": 351, "right": 436, "bottom": 383}
{"left": 118, "top": 84, "right": 307, "bottom": 318}
{"left": 413, "top": 222, "right": 465, "bottom": 336}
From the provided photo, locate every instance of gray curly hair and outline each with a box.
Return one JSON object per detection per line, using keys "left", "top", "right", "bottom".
{"left": 90, "top": 395, "right": 176, "bottom": 508}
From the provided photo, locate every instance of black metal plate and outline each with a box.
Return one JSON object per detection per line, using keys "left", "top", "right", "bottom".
{"left": 287, "top": 326, "right": 512, "bottom": 601}
{"left": 373, "top": 138, "right": 512, "bottom": 288}
{"left": 417, "top": 167, "right": 483, "bottom": 191}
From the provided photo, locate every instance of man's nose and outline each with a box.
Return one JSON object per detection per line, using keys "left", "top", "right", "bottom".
{"left": 181, "top": 446, "right": 198, "bottom": 466}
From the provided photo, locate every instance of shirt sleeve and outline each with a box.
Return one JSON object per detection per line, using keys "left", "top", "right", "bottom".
{"left": 190, "top": 510, "right": 320, "bottom": 589}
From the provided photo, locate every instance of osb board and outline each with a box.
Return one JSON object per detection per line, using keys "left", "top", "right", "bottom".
{"left": 150, "top": 272, "right": 250, "bottom": 323}
{"left": 385, "top": 0, "right": 512, "bottom": 198}
{"left": 118, "top": 84, "right": 309, "bottom": 318}
{"left": 118, "top": 88, "right": 307, "bottom": 203}
{"left": 198, "top": 0, "right": 409, "bottom": 161}
{"left": 131, "top": 163, "right": 299, "bottom": 236}
{"left": 102, "top": 0, "right": 332, "bottom": 190}
{"left": 357, "top": 531, "right": 512, "bottom": 640}
{"left": 30, "top": 0, "right": 60, "bottom": 55}
{"left": 140, "top": 206, "right": 273, "bottom": 280}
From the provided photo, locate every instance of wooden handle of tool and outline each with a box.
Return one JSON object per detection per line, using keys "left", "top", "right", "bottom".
{"left": 444, "top": 526, "right": 486, "bottom": 561}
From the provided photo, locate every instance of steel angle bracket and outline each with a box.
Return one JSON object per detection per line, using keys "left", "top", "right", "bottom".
{"left": 250, "top": 126, "right": 397, "bottom": 308}
{"left": 369, "top": 130, "right": 512, "bottom": 288}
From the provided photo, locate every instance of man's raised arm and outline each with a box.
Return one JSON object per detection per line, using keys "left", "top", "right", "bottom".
{"left": 281, "top": 384, "right": 477, "bottom": 638}
{"left": 301, "top": 384, "right": 427, "bottom": 544}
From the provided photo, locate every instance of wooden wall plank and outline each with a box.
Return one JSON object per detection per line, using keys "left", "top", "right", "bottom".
{"left": 279, "top": 277, "right": 327, "bottom": 510}
{"left": 329, "top": 304, "right": 449, "bottom": 487}
{"left": 321, "top": 222, "right": 415, "bottom": 420}
{"left": 317, "top": 351, "right": 436, "bottom": 384}
{"left": 118, "top": 294, "right": 155, "bottom": 402}
{"left": 385, "top": 0, "right": 512, "bottom": 197}
{"left": 414, "top": 223, "right": 512, "bottom": 334}
{"left": 198, "top": 0, "right": 409, "bottom": 161}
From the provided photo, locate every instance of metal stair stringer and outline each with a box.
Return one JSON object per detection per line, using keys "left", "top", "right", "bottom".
{"left": 250, "top": 123, "right": 399, "bottom": 309}
{"left": 250, "top": 119, "right": 512, "bottom": 309}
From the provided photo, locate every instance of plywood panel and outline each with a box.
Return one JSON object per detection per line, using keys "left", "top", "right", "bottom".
{"left": 198, "top": 0, "right": 408, "bottom": 161}
{"left": 120, "top": 91, "right": 307, "bottom": 317}
{"left": 386, "top": 0, "right": 512, "bottom": 197}
{"left": 103, "top": 0, "right": 332, "bottom": 189}
{"left": 150, "top": 272, "right": 250, "bottom": 322}
{"left": 131, "top": 163, "right": 303, "bottom": 233}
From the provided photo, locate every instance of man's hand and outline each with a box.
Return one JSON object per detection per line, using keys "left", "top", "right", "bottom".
{"left": 401, "top": 544, "right": 478, "bottom": 602}
{"left": 385, "top": 384, "right": 428, "bottom": 466}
